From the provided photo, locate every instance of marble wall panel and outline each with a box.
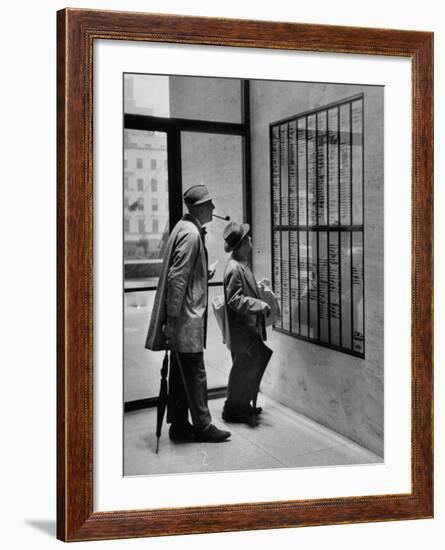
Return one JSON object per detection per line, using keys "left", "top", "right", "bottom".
{"left": 251, "top": 81, "right": 384, "bottom": 455}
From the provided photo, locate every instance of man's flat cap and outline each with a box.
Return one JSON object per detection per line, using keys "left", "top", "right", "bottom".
{"left": 183, "top": 184, "right": 213, "bottom": 206}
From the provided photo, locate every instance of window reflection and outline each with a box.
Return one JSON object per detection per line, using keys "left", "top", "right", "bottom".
{"left": 124, "top": 288, "right": 233, "bottom": 402}
{"left": 181, "top": 132, "right": 244, "bottom": 283}
{"left": 124, "top": 74, "right": 170, "bottom": 118}
{"left": 124, "top": 129, "right": 169, "bottom": 289}
{"left": 124, "top": 74, "right": 241, "bottom": 123}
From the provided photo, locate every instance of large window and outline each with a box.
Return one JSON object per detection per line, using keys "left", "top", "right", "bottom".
{"left": 123, "top": 74, "right": 249, "bottom": 403}
{"left": 123, "top": 129, "right": 169, "bottom": 273}
{"left": 270, "top": 95, "right": 364, "bottom": 357}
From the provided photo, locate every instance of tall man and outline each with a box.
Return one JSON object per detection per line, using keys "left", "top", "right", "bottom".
{"left": 222, "top": 221, "right": 273, "bottom": 423}
{"left": 146, "top": 185, "right": 231, "bottom": 443}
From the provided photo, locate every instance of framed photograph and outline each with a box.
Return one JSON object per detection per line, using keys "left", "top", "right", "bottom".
{"left": 57, "top": 8, "right": 433, "bottom": 542}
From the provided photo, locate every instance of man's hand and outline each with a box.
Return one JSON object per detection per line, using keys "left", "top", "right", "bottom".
{"left": 162, "top": 321, "right": 176, "bottom": 346}
{"left": 258, "top": 277, "right": 271, "bottom": 288}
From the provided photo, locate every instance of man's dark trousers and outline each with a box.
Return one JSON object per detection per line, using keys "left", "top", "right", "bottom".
{"left": 167, "top": 351, "right": 212, "bottom": 429}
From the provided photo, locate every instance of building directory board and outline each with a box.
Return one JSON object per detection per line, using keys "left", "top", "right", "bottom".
{"left": 270, "top": 95, "right": 364, "bottom": 357}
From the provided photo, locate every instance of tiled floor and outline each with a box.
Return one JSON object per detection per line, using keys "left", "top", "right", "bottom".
{"left": 124, "top": 394, "right": 382, "bottom": 476}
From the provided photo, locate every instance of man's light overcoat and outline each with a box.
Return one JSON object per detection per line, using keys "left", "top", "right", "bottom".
{"left": 145, "top": 214, "right": 208, "bottom": 353}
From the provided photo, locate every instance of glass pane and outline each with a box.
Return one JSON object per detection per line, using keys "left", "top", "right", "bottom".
{"left": 124, "top": 74, "right": 242, "bottom": 123}
{"left": 272, "top": 230, "right": 282, "bottom": 329}
{"left": 124, "top": 74, "right": 170, "bottom": 117}
{"left": 352, "top": 232, "right": 364, "bottom": 354}
{"left": 124, "top": 129, "right": 169, "bottom": 289}
{"left": 298, "top": 231, "right": 308, "bottom": 337}
{"left": 205, "top": 285, "right": 234, "bottom": 387}
{"left": 352, "top": 99, "right": 364, "bottom": 225}
{"left": 297, "top": 118, "right": 307, "bottom": 225}
{"left": 340, "top": 231, "right": 352, "bottom": 349}
{"left": 328, "top": 108, "right": 339, "bottom": 226}
{"left": 271, "top": 125, "right": 281, "bottom": 226}
{"left": 308, "top": 231, "right": 319, "bottom": 339}
{"left": 329, "top": 232, "right": 341, "bottom": 346}
{"left": 281, "top": 231, "right": 290, "bottom": 331}
{"left": 170, "top": 76, "right": 241, "bottom": 123}
{"left": 290, "top": 230, "right": 299, "bottom": 333}
{"left": 307, "top": 115, "right": 317, "bottom": 226}
{"left": 181, "top": 132, "right": 244, "bottom": 283}
{"left": 124, "top": 290, "right": 161, "bottom": 402}
{"left": 317, "top": 232, "right": 329, "bottom": 342}
{"left": 339, "top": 104, "right": 351, "bottom": 225}
{"left": 280, "top": 123, "right": 289, "bottom": 226}
{"left": 317, "top": 111, "right": 328, "bottom": 225}
{"left": 124, "top": 287, "right": 233, "bottom": 402}
{"left": 289, "top": 121, "right": 298, "bottom": 225}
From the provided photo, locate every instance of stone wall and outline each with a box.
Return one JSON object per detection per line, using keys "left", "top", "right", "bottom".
{"left": 250, "top": 80, "right": 384, "bottom": 456}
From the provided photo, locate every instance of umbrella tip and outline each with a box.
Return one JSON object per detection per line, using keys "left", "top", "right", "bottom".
{"left": 156, "top": 438, "right": 160, "bottom": 454}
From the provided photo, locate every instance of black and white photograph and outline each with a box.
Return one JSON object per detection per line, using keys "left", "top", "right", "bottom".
{"left": 123, "top": 73, "right": 384, "bottom": 476}
{"left": 3, "top": 0, "right": 441, "bottom": 547}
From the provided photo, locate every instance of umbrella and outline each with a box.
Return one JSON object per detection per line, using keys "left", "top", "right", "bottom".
{"left": 251, "top": 342, "right": 273, "bottom": 412}
{"left": 155, "top": 351, "right": 170, "bottom": 454}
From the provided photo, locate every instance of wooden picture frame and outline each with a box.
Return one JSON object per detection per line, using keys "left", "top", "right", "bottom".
{"left": 57, "top": 8, "right": 433, "bottom": 542}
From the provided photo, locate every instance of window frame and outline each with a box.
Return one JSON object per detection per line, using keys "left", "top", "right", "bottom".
{"left": 270, "top": 94, "right": 365, "bottom": 358}
{"left": 123, "top": 78, "right": 252, "bottom": 294}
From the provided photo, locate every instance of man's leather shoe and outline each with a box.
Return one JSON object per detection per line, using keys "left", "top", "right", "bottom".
{"left": 169, "top": 422, "right": 195, "bottom": 442}
{"left": 195, "top": 424, "right": 231, "bottom": 442}
{"left": 222, "top": 408, "right": 255, "bottom": 424}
